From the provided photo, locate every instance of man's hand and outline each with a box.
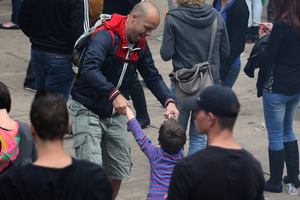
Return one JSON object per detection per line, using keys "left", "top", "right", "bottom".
{"left": 163, "top": 102, "right": 179, "bottom": 120}
{"left": 112, "top": 95, "right": 129, "bottom": 115}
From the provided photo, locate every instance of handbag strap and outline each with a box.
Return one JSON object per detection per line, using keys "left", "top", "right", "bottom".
{"left": 208, "top": 17, "right": 217, "bottom": 64}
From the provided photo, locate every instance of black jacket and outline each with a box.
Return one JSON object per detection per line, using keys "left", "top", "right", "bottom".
{"left": 103, "top": 0, "right": 140, "bottom": 16}
{"left": 244, "top": 34, "right": 271, "bottom": 97}
{"left": 18, "top": 0, "right": 89, "bottom": 55}
{"left": 213, "top": 0, "right": 249, "bottom": 81}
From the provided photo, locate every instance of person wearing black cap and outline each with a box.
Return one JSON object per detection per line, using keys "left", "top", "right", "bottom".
{"left": 167, "top": 85, "right": 265, "bottom": 200}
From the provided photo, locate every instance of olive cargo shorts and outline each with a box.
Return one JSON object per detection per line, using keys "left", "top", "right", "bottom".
{"left": 70, "top": 99, "right": 131, "bottom": 180}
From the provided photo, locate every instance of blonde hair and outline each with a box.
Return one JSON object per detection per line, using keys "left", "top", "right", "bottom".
{"left": 176, "top": 0, "right": 205, "bottom": 6}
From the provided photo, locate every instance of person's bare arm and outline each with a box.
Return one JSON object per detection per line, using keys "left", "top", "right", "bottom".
{"left": 126, "top": 106, "right": 135, "bottom": 121}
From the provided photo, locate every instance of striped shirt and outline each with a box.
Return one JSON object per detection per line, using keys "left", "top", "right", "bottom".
{"left": 128, "top": 118, "right": 184, "bottom": 200}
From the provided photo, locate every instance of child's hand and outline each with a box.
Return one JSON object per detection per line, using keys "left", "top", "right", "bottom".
{"left": 168, "top": 114, "right": 175, "bottom": 119}
{"left": 126, "top": 105, "right": 135, "bottom": 121}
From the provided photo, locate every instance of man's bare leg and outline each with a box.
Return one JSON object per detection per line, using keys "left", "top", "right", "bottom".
{"left": 110, "top": 179, "right": 122, "bottom": 200}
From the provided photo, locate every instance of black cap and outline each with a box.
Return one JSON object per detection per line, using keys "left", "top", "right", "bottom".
{"left": 183, "top": 85, "right": 239, "bottom": 118}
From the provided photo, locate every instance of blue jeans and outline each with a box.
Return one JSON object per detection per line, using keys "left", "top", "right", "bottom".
{"left": 23, "top": 60, "right": 35, "bottom": 88}
{"left": 170, "top": 83, "right": 207, "bottom": 155}
{"left": 263, "top": 92, "right": 300, "bottom": 151}
{"left": 31, "top": 49, "right": 75, "bottom": 102}
{"left": 11, "top": 0, "right": 22, "bottom": 24}
{"left": 267, "top": 0, "right": 274, "bottom": 13}
{"left": 222, "top": 65, "right": 241, "bottom": 89}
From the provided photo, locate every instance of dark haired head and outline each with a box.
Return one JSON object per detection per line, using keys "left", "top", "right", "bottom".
{"left": 30, "top": 89, "right": 69, "bottom": 140}
{"left": 0, "top": 82, "right": 11, "bottom": 113}
{"left": 158, "top": 118, "right": 186, "bottom": 155}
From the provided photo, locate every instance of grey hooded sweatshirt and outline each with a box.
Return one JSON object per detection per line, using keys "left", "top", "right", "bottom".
{"left": 160, "top": 4, "right": 229, "bottom": 83}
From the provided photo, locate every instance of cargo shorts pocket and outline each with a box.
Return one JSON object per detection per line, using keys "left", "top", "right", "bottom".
{"left": 72, "top": 132, "right": 90, "bottom": 160}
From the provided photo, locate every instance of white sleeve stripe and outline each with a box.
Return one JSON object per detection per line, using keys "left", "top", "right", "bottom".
{"left": 83, "top": 0, "right": 90, "bottom": 31}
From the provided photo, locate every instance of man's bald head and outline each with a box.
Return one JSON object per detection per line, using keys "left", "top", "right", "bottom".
{"left": 129, "top": 1, "right": 160, "bottom": 20}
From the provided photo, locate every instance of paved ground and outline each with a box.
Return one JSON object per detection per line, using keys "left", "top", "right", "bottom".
{"left": 1, "top": 0, "right": 300, "bottom": 199}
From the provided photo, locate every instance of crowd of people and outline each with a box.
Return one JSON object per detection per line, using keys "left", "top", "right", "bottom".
{"left": 0, "top": 0, "right": 300, "bottom": 199}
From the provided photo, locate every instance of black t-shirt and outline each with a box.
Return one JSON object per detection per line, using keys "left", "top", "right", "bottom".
{"left": 167, "top": 146, "right": 265, "bottom": 200}
{"left": 0, "top": 158, "right": 112, "bottom": 200}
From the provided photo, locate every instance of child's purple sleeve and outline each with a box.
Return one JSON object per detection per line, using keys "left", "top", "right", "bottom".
{"left": 127, "top": 118, "right": 157, "bottom": 159}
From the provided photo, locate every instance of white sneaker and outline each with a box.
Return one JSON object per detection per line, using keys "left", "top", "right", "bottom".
{"left": 156, "top": 35, "right": 163, "bottom": 41}
{"left": 24, "top": 86, "right": 36, "bottom": 93}
{"left": 285, "top": 183, "right": 298, "bottom": 195}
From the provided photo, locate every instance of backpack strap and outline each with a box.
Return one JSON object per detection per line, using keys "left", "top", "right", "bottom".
{"left": 105, "top": 32, "right": 119, "bottom": 63}
{"left": 96, "top": 31, "right": 139, "bottom": 64}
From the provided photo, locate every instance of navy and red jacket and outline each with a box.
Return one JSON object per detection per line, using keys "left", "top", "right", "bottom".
{"left": 71, "top": 14, "right": 175, "bottom": 117}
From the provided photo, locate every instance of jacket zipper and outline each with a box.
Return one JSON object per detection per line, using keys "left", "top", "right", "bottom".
{"left": 112, "top": 47, "right": 141, "bottom": 116}
{"left": 116, "top": 47, "right": 141, "bottom": 89}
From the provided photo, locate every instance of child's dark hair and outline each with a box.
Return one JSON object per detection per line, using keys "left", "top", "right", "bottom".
{"left": 158, "top": 118, "right": 186, "bottom": 155}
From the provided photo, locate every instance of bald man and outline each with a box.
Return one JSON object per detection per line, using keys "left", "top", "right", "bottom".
{"left": 70, "top": 2, "right": 179, "bottom": 199}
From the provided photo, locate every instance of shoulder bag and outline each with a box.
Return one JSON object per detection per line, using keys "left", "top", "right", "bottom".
{"left": 169, "top": 17, "right": 217, "bottom": 112}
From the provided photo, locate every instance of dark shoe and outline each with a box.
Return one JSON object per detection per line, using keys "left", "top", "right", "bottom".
{"left": 264, "top": 149, "right": 284, "bottom": 193}
{"left": 267, "top": 11, "right": 274, "bottom": 22}
{"left": 283, "top": 141, "right": 300, "bottom": 188}
{"left": 252, "top": 26, "right": 260, "bottom": 43}
{"left": 0, "top": 23, "right": 20, "bottom": 29}
{"left": 246, "top": 27, "right": 252, "bottom": 43}
{"left": 66, "top": 129, "right": 73, "bottom": 136}
{"left": 265, "top": 180, "right": 282, "bottom": 193}
{"left": 137, "top": 117, "right": 150, "bottom": 129}
{"left": 24, "top": 84, "right": 36, "bottom": 93}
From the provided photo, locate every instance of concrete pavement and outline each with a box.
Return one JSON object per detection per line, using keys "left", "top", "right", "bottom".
{"left": 0, "top": 0, "right": 299, "bottom": 199}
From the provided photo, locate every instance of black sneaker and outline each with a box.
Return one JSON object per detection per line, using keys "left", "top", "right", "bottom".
{"left": 268, "top": 11, "right": 274, "bottom": 22}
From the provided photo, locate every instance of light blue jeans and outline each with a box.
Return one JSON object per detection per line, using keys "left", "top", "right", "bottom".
{"left": 170, "top": 83, "right": 207, "bottom": 155}
{"left": 246, "top": 0, "right": 262, "bottom": 27}
{"left": 222, "top": 65, "right": 241, "bottom": 89}
{"left": 263, "top": 92, "right": 300, "bottom": 151}
{"left": 31, "top": 49, "right": 75, "bottom": 102}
